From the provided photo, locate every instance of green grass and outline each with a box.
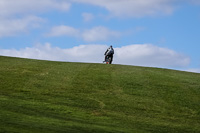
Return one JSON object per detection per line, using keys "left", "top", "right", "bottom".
{"left": 0, "top": 56, "right": 200, "bottom": 133}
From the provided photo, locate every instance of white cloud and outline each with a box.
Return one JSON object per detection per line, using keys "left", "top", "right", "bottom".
{"left": 82, "top": 26, "right": 121, "bottom": 42}
{"left": 0, "top": 16, "right": 45, "bottom": 37}
{"left": 185, "top": 68, "right": 200, "bottom": 73}
{"left": 0, "top": 43, "right": 190, "bottom": 69}
{"left": 46, "top": 25, "right": 121, "bottom": 42}
{"left": 1, "top": 0, "right": 197, "bottom": 19}
{"left": 114, "top": 44, "right": 190, "bottom": 68}
{"left": 0, "top": 0, "right": 70, "bottom": 17}
{"left": 46, "top": 25, "right": 80, "bottom": 37}
{"left": 0, "top": 0, "right": 70, "bottom": 37}
{"left": 82, "top": 13, "right": 94, "bottom": 22}
{"left": 72, "top": 0, "right": 175, "bottom": 17}
{"left": 0, "top": 43, "right": 107, "bottom": 63}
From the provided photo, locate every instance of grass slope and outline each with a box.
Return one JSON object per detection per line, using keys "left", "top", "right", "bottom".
{"left": 0, "top": 56, "right": 200, "bottom": 133}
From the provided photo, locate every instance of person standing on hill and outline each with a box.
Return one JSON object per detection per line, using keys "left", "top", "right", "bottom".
{"left": 104, "top": 45, "right": 114, "bottom": 64}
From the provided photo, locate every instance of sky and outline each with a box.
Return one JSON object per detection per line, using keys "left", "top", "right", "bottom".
{"left": 0, "top": 0, "right": 200, "bottom": 73}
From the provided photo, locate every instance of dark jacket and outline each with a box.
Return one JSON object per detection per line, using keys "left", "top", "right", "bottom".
{"left": 105, "top": 46, "right": 114, "bottom": 56}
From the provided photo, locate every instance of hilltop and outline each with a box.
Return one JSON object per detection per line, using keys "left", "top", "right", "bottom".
{"left": 0, "top": 56, "right": 200, "bottom": 133}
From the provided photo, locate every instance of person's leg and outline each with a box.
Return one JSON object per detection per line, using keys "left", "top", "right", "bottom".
{"left": 110, "top": 55, "right": 113, "bottom": 64}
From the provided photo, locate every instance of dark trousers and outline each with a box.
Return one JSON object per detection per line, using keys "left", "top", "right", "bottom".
{"left": 105, "top": 54, "right": 113, "bottom": 64}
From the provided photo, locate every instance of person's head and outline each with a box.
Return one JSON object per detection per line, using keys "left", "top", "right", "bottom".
{"left": 110, "top": 45, "right": 112, "bottom": 48}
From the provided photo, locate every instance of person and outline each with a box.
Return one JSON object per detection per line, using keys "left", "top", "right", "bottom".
{"left": 104, "top": 45, "right": 114, "bottom": 64}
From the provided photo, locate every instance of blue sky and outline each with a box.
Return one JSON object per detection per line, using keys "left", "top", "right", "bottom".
{"left": 0, "top": 0, "right": 200, "bottom": 73}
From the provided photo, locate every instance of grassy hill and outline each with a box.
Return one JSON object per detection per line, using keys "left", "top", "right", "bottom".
{"left": 0, "top": 56, "right": 200, "bottom": 133}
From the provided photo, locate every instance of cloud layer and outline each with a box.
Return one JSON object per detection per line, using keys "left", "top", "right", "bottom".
{"left": 0, "top": 16, "right": 44, "bottom": 37}
{"left": 1, "top": 0, "right": 199, "bottom": 38}
{"left": 114, "top": 44, "right": 190, "bottom": 68}
{"left": 0, "top": 0, "right": 70, "bottom": 37}
{"left": 72, "top": 0, "right": 175, "bottom": 17}
{"left": 186, "top": 68, "right": 200, "bottom": 73}
{"left": 46, "top": 26, "right": 121, "bottom": 42}
{"left": 0, "top": 43, "right": 190, "bottom": 68}
{"left": 0, "top": 0, "right": 70, "bottom": 17}
{"left": 1, "top": 0, "right": 199, "bottom": 18}
{"left": 72, "top": 0, "right": 200, "bottom": 17}
{"left": 46, "top": 25, "right": 80, "bottom": 37}
{"left": 82, "top": 13, "right": 94, "bottom": 22}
